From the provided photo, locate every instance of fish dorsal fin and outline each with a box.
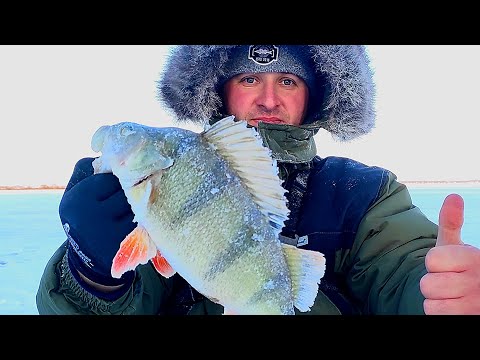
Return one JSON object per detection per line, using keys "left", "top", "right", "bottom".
{"left": 203, "top": 115, "right": 289, "bottom": 234}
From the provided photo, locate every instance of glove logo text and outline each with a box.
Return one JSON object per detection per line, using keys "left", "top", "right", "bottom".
{"left": 63, "top": 222, "right": 95, "bottom": 269}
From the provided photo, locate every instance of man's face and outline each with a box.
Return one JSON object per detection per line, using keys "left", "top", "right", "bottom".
{"left": 223, "top": 72, "right": 309, "bottom": 127}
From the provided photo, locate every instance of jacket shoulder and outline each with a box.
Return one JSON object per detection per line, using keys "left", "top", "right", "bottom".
{"left": 296, "top": 156, "right": 391, "bottom": 247}
{"left": 312, "top": 156, "right": 389, "bottom": 195}
{"left": 309, "top": 156, "right": 390, "bottom": 217}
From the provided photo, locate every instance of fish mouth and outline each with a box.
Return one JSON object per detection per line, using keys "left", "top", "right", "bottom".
{"left": 133, "top": 173, "right": 155, "bottom": 187}
{"left": 130, "top": 169, "right": 163, "bottom": 187}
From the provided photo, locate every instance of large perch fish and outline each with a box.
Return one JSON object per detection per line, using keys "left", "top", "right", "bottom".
{"left": 91, "top": 115, "right": 325, "bottom": 315}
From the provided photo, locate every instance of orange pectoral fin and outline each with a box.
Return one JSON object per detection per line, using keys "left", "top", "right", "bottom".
{"left": 111, "top": 225, "right": 157, "bottom": 279}
{"left": 150, "top": 250, "right": 176, "bottom": 278}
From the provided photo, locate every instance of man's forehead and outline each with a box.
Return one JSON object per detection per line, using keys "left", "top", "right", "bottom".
{"left": 231, "top": 72, "right": 304, "bottom": 80}
{"left": 223, "top": 46, "right": 315, "bottom": 91}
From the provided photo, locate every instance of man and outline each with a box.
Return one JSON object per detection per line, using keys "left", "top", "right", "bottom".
{"left": 36, "top": 45, "right": 480, "bottom": 315}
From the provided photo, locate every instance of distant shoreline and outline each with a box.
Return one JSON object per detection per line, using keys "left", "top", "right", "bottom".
{"left": 401, "top": 180, "right": 480, "bottom": 188}
{"left": 0, "top": 185, "right": 65, "bottom": 191}
{"left": 1, "top": 180, "right": 480, "bottom": 191}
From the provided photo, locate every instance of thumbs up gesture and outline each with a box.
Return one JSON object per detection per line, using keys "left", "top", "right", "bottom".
{"left": 420, "top": 194, "right": 480, "bottom": 314}
{"left": 435, "top": 193, "right": 464, "bottom": 246}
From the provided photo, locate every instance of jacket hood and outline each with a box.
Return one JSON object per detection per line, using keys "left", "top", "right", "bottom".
{"left": 157, "top": 45, "right": 376, "bottom": 141}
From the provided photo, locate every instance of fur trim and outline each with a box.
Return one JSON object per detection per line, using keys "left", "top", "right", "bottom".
{"left": 157, "top": 45, "right": 375, "bottom": 141}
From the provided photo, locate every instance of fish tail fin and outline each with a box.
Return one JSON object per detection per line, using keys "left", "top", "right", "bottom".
{"left": 222, "top": 308, "right": 238, "bottom": 315}
{"left": 281, "top": 243, "right": 326, "bottom": 312}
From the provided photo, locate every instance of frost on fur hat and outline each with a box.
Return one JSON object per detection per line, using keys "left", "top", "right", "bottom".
{"left": 157, "top": 45, "right": 376, "bottom": 141}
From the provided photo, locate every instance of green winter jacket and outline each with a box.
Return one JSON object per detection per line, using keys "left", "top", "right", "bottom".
{"left": 36, "top": 45, "right": 438, "bottom": 315}
{"left": 36, "top": 168, "right": 437, "bottom": 315}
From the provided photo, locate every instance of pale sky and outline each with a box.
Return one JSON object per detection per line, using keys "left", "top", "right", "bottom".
{"left": 1, "top": 45, "right": 479, "bottom": 186}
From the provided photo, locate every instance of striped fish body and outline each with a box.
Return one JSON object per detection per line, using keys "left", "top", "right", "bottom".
{"left": 91, "top": 116, "right": 325, "bottom": 315}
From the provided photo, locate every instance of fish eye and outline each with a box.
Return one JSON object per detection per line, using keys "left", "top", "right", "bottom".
{"left": 120, "top": 123, "right": 136, "bottom": 136}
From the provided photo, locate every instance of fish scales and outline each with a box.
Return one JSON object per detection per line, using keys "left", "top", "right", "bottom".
{"left": 91, "top": 115, "right": 325, "bottom": 315}
{"left": 144, "top": 135, "right": 294, "bottom": 313}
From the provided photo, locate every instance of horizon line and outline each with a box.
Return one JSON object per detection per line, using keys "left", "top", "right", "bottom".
{"left": 2, "top": 179, "right": 480, "bottom": 191}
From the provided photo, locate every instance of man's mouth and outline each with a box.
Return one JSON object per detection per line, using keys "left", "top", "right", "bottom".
{"left": 248, "top": 118, "right": 284, "bottom": 127}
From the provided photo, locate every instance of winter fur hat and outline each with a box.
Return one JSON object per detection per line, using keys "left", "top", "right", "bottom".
{"left": 157, "top": 45, "right": 376, "bottom": 141}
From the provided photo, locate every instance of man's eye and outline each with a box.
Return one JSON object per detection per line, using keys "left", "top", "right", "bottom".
{"left": 282, "top": 78, "right": 295, "bottom": 86}
{"left": 241, "top": 76, "right": 256, "bottom": 84}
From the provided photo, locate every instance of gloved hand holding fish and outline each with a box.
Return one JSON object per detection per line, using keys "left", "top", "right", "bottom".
{"left": 90, "top": 115, "right": 325, "bottom": 315}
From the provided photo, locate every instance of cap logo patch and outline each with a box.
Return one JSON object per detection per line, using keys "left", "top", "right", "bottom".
{"left": 248, "top": 45, "right": 279, "bottom": 65}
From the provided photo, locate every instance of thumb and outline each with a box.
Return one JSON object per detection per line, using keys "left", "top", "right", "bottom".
{"left": 436, "top": 193, "right": 464, "bottom": 247}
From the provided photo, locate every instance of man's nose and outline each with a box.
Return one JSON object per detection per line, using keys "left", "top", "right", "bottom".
{"left": 256, "top": 83, "right": 280, "bottom": 110}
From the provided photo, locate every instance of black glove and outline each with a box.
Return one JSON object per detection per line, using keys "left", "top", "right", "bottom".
{"left": 59, "top": 157, "right": 136, "bottom": 300}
